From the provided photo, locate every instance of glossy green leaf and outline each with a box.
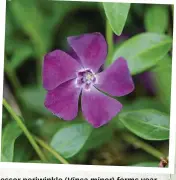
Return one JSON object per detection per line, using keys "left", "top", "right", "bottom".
{"left": 1, "top": 121, "right": 22, "bottom": 162}
{"left": 113, "top": 33, "right": 172, "bottom": 75}
{"left": 103, "top": 2, "right": 130, "bottom": 35}
{"left": 116, "top": 98, "right": 167, "bottom": 130}
{"left": 50, "top": 123, "right": 93, "bottom": 158}
{"left": 119, "top": 109, "right": 170, "bottom": 140}
{"left": 144, "top": 5, "right": 169, "bottom": 33}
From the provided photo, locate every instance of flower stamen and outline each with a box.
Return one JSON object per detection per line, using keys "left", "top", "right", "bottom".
{"left": 76, "top": 69, "right": 96, "bottom": 90}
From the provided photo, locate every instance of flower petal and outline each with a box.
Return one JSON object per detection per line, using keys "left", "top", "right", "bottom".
{"left": 81, "top": 87, "right": 122, "bottom": 128}
{"left": 44, "top": 79, "right": 81, "bottom": 120}
{"left": 68, "top": 47, "right": 81, "bottom": 63}
{"left": 67, "top": 33, "right": 107, "bottom": 72}
{"left": 43, "top": 50, "right": 82, "bottom": 90}
{"left": 95, "top": 57, "right": 134, "bottom": 96}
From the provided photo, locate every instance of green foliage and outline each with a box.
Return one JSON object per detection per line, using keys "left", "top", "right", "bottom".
{"left": 113, "top": 33, "right": 172, "bottom": 75}
{"left": 7, "top": 43, "right": 33, "bottom": 71}
{"left": 85, "top": 124, "right": 113, "bottom": 149}
{"left": 9, "top": 0, "right": 46, "bottom": 56}
{"left": 144, "top": 5, "right": 169, "bottom": 33}
{"left": 50, "top": 122, "right": 93, "bottom": 158}
{"left": 103, "top": 2, "right": 130, "bottom": 35}
{"left": 119, "top": 109, "right": 170, "bottom": 140}
{"left": 1, "top": 121, "right": 22, "bottom": 162}
{"left": 20, "top": 87, "right": 49, "bottom": 116}
{"left": 132, "top": 162, "right": 159, "bottom": 167}
{"left": 13, "top": 135, "right": 33, "bottom": 162}
{"left": 3, "top": 1, "right": 172, "bottom": 166}
{"left": 152, "top": 55, "right": 172, "bottom": 112}
{"left": 122, "top": 97, "right": 166, "bottom": 113}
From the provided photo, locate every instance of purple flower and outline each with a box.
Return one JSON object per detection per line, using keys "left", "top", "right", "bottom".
{"left": 42, "top": 33, "right": 134, "bottom": 128}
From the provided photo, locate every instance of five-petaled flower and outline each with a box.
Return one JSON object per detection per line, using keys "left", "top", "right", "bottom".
{"left": 42, "top": 32, "right": 134, "bottom": 128}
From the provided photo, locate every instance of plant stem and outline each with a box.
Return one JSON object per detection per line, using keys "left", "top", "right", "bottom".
{"left": 4, "top": 57, "right": 22, "bottom": 108}
{"left": 4, "top": 65, "right": 28, "bottom": 118}
{"left": 106, "top": 20, "right": 114, "bottom": 66}
{"left": 4, "top": 64, "right": 21, "bottom": 93}
{"left": 7, "top": 72, "right": 21, "bottom": 92}
{"left": 3, "top": 99, "right": 48, "bottom": 162}
{"left": 121, "top": 133, "right": 166, "bottom": 160}
{"left": 34, "top": 136, "right": 69, "bottom": 164}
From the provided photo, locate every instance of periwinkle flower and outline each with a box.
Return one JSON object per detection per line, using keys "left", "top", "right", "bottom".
{"left": 43, "top": 33, "right": 134, "bottom": 128}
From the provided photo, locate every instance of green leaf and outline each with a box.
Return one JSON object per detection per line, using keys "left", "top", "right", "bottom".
{"left": 85, "top": 125, "right": 113, "bottom": 149}
{"left": 9, "top": 0, "right": 96, "bottom": 55}
{"left": 152, "top": 55, "right": 172, "bottom": 112}
{"left": 13, "top": 135, "right": 33, "bottom": 162}
{"left": 144, "top": 5, "right": 169, "bottom": 33}
{"left": 20, "top": 87, "right": 50, "bottom": 116}
{"left": 116, "top": 98, "right": 167, "bottom": 130}
{"left": 70, "top": 124, "right": 114, "bottom": 163}
{"left": 103, "top": 2, "right": 130, "bottom": 35}
{"left": 119, "top": 109, "right": 170, "bottom": 140}
{"left": 132, "top": 162, "right": 159, "bottom": 167}
{"left": 9, "top": 0, "right": 47, "bottom": 55}
{"left": 1, "top": 121, "right": 22, "bottom": 162}
{"left": 113, "top": 33, "right": 172, "bottom": 75}
{"left": 8, "top": 43, "right": 33, "bottom": 70}
{"left": 50, "top": 122, "right": 93, "bottom": 158}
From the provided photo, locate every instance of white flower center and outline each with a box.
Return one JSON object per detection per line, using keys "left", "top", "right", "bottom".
{"left": 76, "top": 69, "right": 96, "bottom": 90}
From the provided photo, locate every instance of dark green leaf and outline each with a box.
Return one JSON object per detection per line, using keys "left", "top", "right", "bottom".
{"left": 113, "top": 33, "right": 172, "bottom": 75}
{"left": 119, "top": 109, "right": 170, "bottom": 140}
{"left": 50, "top": 122, "right": 93, "bottom": 158}
{"left": 13, "top": 135, "right": 33, "bottom": 162}
{"left": 103, "top": 2, "right": 130, "bottom": 35}
{"left": 1, "top": 121, "right": 22, "bottom": 162}
{"left": 131, "top": 4, "right": 145, "bottom": 17}
{"left": 144, "top": 5, "right": 169, "bottom": 33}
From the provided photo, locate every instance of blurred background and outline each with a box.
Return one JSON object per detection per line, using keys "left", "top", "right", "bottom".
{"left": 2, "top": 0, "right": 173, "bottom": 166}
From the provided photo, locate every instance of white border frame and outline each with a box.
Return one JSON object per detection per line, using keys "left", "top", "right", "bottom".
{"left": 0, "top": 0, "right": 175, "bottom": 175}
